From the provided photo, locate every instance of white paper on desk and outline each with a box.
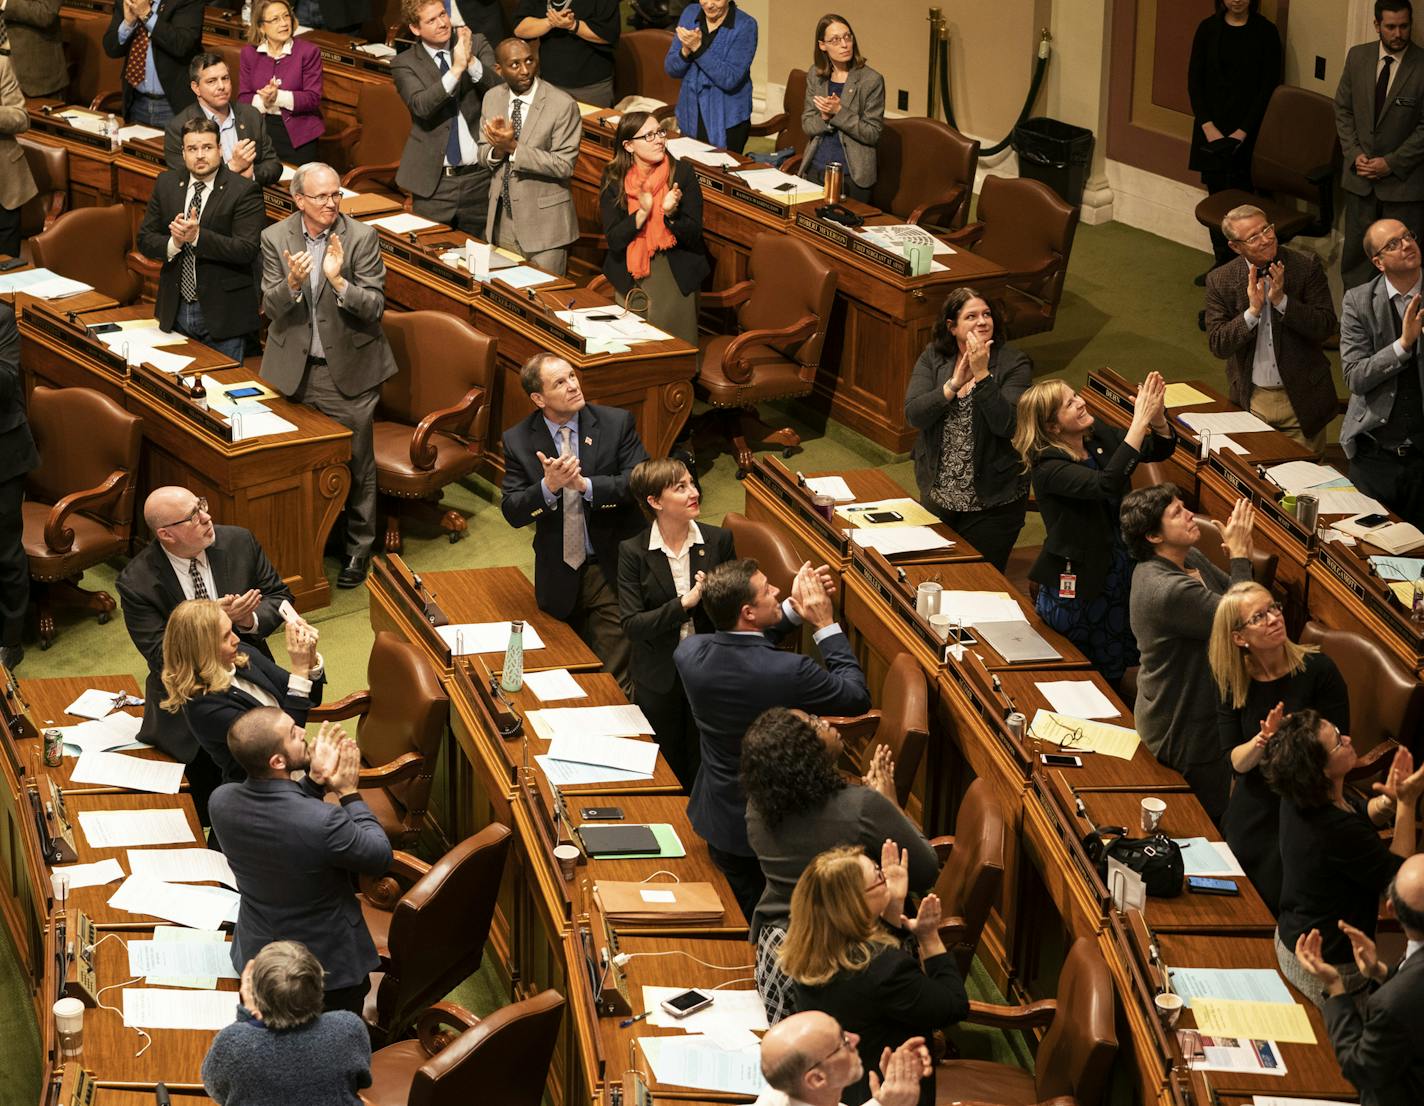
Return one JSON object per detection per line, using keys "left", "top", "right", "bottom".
{"left": 730, "top": 167, "right": 823, "bottom": 201}
{"left": 490, "top": 265, "right": 558, "bottom": 288}
{"left": 1173, "top": 837, "right": 1247, "bottom": 878}
{"left": 1035, "top": 680, "right": 1119, "bottom": 720}
{"left": 937, "top": 590, "right": 1027, "bottom": 626}
{"left": 0, "top": 268, "right": 56, "bottom": 294}
{"left": 53, "top": 859, "right": 125, "bottom": 894}
{"left": 1206, "top": 434, "right": 1249, "bottom": 455}
{"left": 1316, "top": 488, "right": 1388, "bottom": 517}
{"left": 108, "top": 874, "right": 239, "bottom": 930}
{"left": 65, "top": 688, "right": 132, "bottom": 720}
{"left": 533, "top": 754, "right": 653, "bottom": 786}
{"left": 546, "top": 733, "right": 659, "bottom": 775}
{"left": 435, "top": 622, "right": 547, "bottom": 656}
{"left": 354, "top": 41, "right": 397, "bottom": 57}
{"left": 26, "top": 275, "right": 97, "bottom": 300}
{"left": 70, "top": 751, "right": 184, "bottom": 794}
{"left": 678, "top": 148, "right": 743, "bottom": 169}
{"left": 522, "top": 669, "right": 586, "bottom": 701}
{"left": 850, "top": 526, "right": 952, "bottom": 556}
{"left": 1178, "top": 410, "right": 1274, "bottom": 436}
{"left": 137, "top": 347, "right": 196, "bottom": 375}
{"left": 122, "top": 987, "right": 239, "bottom": 1030}
{"left": 61, "top": 714, "right": 143, "bottom": 755}
{"left": 639, "top": 1035, "right": 767, "bottom": 1096}
{"left": 230, "top": 405, "right": 299, "bottom": 442}
{"left": 115, "top": 124, "right": 164, "bottom": 142}
{"left": 368, "top": 212, "right": 440, "bottom": 234}
{"left": 129, "top": 934, "right": 238, "bottom": 985}
{"left": 1252, "top": 1098, "right": 1355, "bottom": 1105}
{"left": 537, "top": 704, "right": 654, "bottom": 738}
{"left": 643, "top": 986, "right": 767, "bottom": 1032}
{"left": 664, "top": 135, "right": 717, "bottom": 157}
{"left": 127, "top": 848, "right": 237, "bottom": 889}
{"left": 803, "top": 476, "right": 856, "bottom": 503}
{"left": 1264, "top": 460, "right": 1344, "bottom": 493}
{"left": 77, "top": 808, "right": 195, "bottom": 849}
{"left": 57, "top": 111, "right": 109, "bottom": 135}
{"left": 1168, "top": 967, "right": 1293, "bottom": 1007}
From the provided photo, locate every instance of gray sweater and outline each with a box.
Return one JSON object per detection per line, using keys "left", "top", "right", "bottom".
{"left": 746, "top": 785, "right": 940, "bottom": 942}
{"left": 1130, "top": 550, "right": 1252, "bottom": 770}
{"left": 202, "top": 1007, "right": 371, "bottom": 1106}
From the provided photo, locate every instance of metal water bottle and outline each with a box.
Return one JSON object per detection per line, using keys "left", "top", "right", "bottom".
{"left": 823, "top": 162, "right": 844, "bottom": 204}
{"left": 500, "top": 620, "right": 525, "bottom": 693}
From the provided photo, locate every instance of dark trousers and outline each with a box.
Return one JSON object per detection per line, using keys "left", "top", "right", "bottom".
{"left": 185, "top": 747, "right": 224, "bottom": 828}
{"left": 322, "top": 976, "right": 371, "bottom": 1017}
{"left": 634, "top": 674, "right": 701, "bottom": 789}
{"left": 0, "top": 205, "right": 20, "bottom": 261}
{"left": 933, "top": 497, "right": 1028, "bottom": 574}
{"left": 1350, "top": 439, "right": 1424, "bottom": 529}
{"left": 1343, "top": 192, "right": 1424, "bottom": 289}
{"left": 412, "top": 167, "right": 491, "bottom": 235}
{"left": 293, "top": 359, "right": 380, "bottom": 560}
{"left": 174, "top": 298, "right": 248, "bottom": 363}
{"left": 697, "top": 118, "right": 751, "bottom": 156}
{"left": 0, "top": 471, "right": 27, "bottom": 648}
{"left": 1183, "top": 757, "right": 1231, "bottom": 826}
{"left": 267, "top": 115, "right": 318, "bottom": 167}
{"left": 571, "top": 561, "right": 633, "bottom": 696}
{"left": 706, "top": 843, "right": 765, "bottom": 924}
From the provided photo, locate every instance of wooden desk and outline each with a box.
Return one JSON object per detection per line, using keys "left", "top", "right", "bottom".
{"left": 95, "top": 1090, "right": 215, "bottom": 1104}
{"left": 24, "top": 102, "right": 120, "bottom": 207}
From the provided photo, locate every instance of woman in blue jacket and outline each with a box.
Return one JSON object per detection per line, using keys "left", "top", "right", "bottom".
{"left": 665, "top": 0, "right": 757, "bottom": 154}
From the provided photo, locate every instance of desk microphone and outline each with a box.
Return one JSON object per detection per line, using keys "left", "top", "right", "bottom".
{"left": 154, "top": 1083, "right": 171, "bottom": 1105}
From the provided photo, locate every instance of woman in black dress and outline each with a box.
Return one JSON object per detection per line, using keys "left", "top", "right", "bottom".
{"left": 1187, "top": 0, "right": 1281, "bottom": 272}
{"left": 1209, "top": 582, "right": 1349, "bottom": 913}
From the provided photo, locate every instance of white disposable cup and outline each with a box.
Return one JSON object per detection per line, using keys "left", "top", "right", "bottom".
{"left": 553, "top": 844, "right": 580, "bottom": 880}
{"left": 929, "top": 613, "right": 953, "bottom": 642}
{"left": 1155, "top": 992, "right": 1183, "bottom": 1028}
{"left": 1140, "top": 796, "right": 1167, "bottom": 833}
{"left": 54, "top": 997, "right": 84, "bottom": 1057}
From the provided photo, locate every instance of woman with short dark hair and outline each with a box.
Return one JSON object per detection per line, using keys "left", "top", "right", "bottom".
{"left": 799, "top": 14, "right": 884, "bottom": 200}
{"left": 665, "top": 0, "right": 758, "bottom": 153}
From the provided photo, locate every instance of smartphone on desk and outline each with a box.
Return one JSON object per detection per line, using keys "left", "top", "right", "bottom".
{"left": 1040, "top": 753, "right": 1083, "bottom": 768}
{"left": 659, "top": 988, "right": 714, "bottom": 1018}
{"left": 1355, "top": 512, "right": 1391, "bottom": 529}
{"left": 1186, "top": 875, "right": 1240, "bottom": 896}
{"left": 0, "top": 258, "right": 26, "bottom": 272}
{"left": 580, "top": 806, "right": 624, "bottom": 821}
{"left": 225, "top": 386, "right": 264, "bottom": 400}
{"left": 864, "top": 510, "right": 904, "bottom": 525}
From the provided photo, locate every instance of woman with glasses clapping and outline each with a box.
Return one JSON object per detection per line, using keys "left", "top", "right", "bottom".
{"left": 240, "top": 0, "right": 325, "bottom": 165}
{"left": 799, "top": 14, "right": 883, "bottom": 201}
{"left": 1208, "top": 582, "right": 1349, "bottom": 913}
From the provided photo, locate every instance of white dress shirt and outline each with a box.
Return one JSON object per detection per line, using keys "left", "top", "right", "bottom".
{"left": 1379, "top": 42, "right": 1407, "bottom": 103}
{"left": 648, "top": 519, "right": 702, "bottom": 641}
{"left": 424, "top": 41, "right": 482, "bottom": 166}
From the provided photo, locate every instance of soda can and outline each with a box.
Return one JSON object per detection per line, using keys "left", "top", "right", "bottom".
{"left": 43, "top": 728, "right": 63, "bottom": 767}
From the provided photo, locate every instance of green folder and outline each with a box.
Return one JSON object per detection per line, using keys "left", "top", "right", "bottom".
{"left": 592, "top": 823, "right": 686, "bottom": 860}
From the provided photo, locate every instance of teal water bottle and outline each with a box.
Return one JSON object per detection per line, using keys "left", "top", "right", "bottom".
{"left": 501, "top": 620, "right": 525, "bottom": 693}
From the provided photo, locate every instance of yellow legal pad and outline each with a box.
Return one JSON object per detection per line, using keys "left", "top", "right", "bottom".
{"left": 836, "top": 498, "right": 941, "bottom": 528}
{"left": 1191, "top": 998, "right": 1317, "bottom": 1044}
{"left": 1027, "top": 711, "right": 1141, "bottom": 760}
{"left": 1164, "top": 383, "right": 1212, "bottom": 408}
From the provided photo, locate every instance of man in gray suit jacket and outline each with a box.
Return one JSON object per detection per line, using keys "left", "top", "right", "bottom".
{"left": 260, "top": 163, "right": 397, "bottom": 587}
{"left": 0, "top": 57, "right": 37, "bottom": 261}
{"left": 3, "top": 0, "right": 65, "bottom": 98}
{"left": 1335, "top": 1, "right": 1424, "bottom": 288}
{"left": 163, "top": 53, "right": 282, "bottom": 187}
{"left": 477, "top": 38, "right": 581, "bottom": 274}
{"left": 392, "top": 0, "right": 500, "bottom": 233}
{"left": 1339, "top": 217, "right": 1424, "bottom": 528}
{"left": 210, "top": 709, "right": 392, "bottom": 1016}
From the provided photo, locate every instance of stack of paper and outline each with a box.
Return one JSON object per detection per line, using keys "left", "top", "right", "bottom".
{"left": 729, "top": 167, "right": 823, "bottom": 202}
{"left": 1315, "top": 489, "right": 1387, "bottom": 516}
{"left": 23, "top": 274, "right": 95, "bottom": 300}
{"left": 803, "top": 476, "right": 855, "bottom": 503}
{"left": 837, "top": 499, "right": 940, "bottom": 528}
{"left": 355, "top": 42, "right": 397, "bottom": 58}
{"left": 435, "top": 622, "right": 546, "bottom": 656}
{"left": 528, "top": 705, "right": 654, "bottom": 739}
{"left": 491, "top": 266, "right": 559, "bottom": 288}
{"left": 122, "top": 987, "right": 238, "bottom": 1030}
{"left": 60, "top": 713, "right": 143, "bottom": 755}
{"left": 115, "top": 124, "right": 164, "bottom": 142}
{"left": 850, "top": 526, "right": 952, "bottom": 556}
{"left": 1191, "top": 998, "right": 1316, "bottom": 1044}
{"left": 936, "top": 591, "right": 1027, "bottom": 627}
{"left": 522, "top": 669, "right": 586, "bottom": 701}
{"left": 1367, "top": 521, "right": 1424, "bottom": 554}
{"left": 229, "top": 406, "right": 300, "bottom": 442}
{"left": 127, "top": 848, "right": 238, "bottom": 889}
{"left": 546, "top": 733, "right": 659, "bottom": 775}
{"left": 639, "top": 1035, "right": 767, "bottom": 1096}
{"left": 70, "top": 751, "right": 185, "bottom": 794}
{"left": 52, "top": 858, "right": 125, "bottom": 893}
{"left": 368, "top": 212, "right": 440, "bottom": 234}
{"left": 1369, "top": 555, "right": 1424, "bottom": 581}
{"left": 1163, "top": 383, "right": 1212, "bottom": 408}
{"left": 1168, "top": 967, "right": 1292, "bottom": 1006}
{"left": 1264, "top": 461, "right": 1344, "bottom": 493}
{"left": 665, "top": 136, "right": 741, "bottom": 168}
{"left": 108, "top": 874, "right": 239, "bottom": 930}
{"left": 643, "top": 986, "right": 766, "bottom": 1048}
{"left": 128, "top": 927, "right": 238, "bottom": 988}
{"left": 1178, "top": 410, "right": 1274, "bottom": 436}
{"left": 1028, "top": 711, "right": 1141, "bottom": 760}
{"left": 534, "top": 755, "right": 652, "bottom": 786}
{"left": 1035, "top": 680, "right": 1120, "bottom": 719}
{"left": 77, "top": 808, "right": 195, "bottom": 848}
{"left": 66, "top": 687, "right": 139, "bottom": 719}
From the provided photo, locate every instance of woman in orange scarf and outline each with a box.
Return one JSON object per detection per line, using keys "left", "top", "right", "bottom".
{"left": 599, "top": 111, "right": 710, "bottom": 345}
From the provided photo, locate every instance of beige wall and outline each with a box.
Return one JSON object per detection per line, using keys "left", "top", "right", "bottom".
{"left": 1285, "top": 0, "right": 1351, "bottom": 95}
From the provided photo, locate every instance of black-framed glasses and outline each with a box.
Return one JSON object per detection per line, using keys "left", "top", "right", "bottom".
{"left": 812, "top": 1030, "right": 854, "bottom": 1071}
{"left": 1237, "top": 601, "right": 1283, "bottom": 630}
{"left": 632, "top": 128, "right": 667, "bottom": 143}
{"left": 1374, "top": 230, "right": 1416, "bottom": 258}
{"left": 863, "top": 865, "right": 885, "bottom": 893}
{"left": 159, "top": 497, "right": 208, "bottom": 529}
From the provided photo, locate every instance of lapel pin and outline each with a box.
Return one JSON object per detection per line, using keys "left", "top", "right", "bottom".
{"left": 584, "top": 436, "right": 592, "bottom": 446}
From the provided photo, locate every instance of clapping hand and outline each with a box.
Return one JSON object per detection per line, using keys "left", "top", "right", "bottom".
{"left": 813, "top": 93, "right": 840, "bottom": 120}
{"left": 229, "top": 138, "right": 257, "bottom": 176}
{"left": 451, "top": 26, "right": 473, "bottom": 72}
{"left": 535, "top": 448, "right": 585, "bottom": 494}
{"left": 1253, "top": 700, "right": 1285, "bottom": 752}
{"left": 963, "top": 328, "right": 992, "bottom": 381}
{"left": 1402, "top": 294, "right": 1422, "bottom": 351}
{"left": 283, "top": 247, "right": 313, "bottom": 292}
{"left": 789, "top": 561, "right": 834, "bottom": 630}
{"left": 863, "top": 745, "right": 897, "bottom": 803}
{"left": 1132, "top": 370, "right": 1167, "bottom": 429}
{"left": 322, "top": 232, "right": 346, "bottom": 285}
{"left": 257, "top": 78, "right": 281, "bottom": 110}
{"left": 868, "top": 1038, "right": 933, "bottom": 1106}
{"left": 1246, "top": 262, "right": 1266, "bottom": 315}
{"left": 1294, "top": 928, "right": 1344, "bottom": 995}
{"left": 218, "top": 589, "right": 262, "bottom": 629}
{"left": 1374, "top": 745, "right": 1424, "bottom": 808}
{"left": 637, "top": 191, "right": 654, "bottom": 215}
{"left": 1337, "top": 920, "right": 1387, "bottom": 983}
{"left": 900, "top": 892, "right": 943, "bottom": 943}
{"left": 676, "top": 24, "right": 702, "bottom": 54}
{"left": 663, "top": 184, "right": 683, "bottom": 215}
{"left": 880, "top": 838, "right": 910, "bottom": 914}
{"left": 284, "top": 619, "right": 319, "bottom": 678}
{"left": 1264, "top": 259, "right": 1285, "bottom": 307}
{"left": 329, "top": 735, "right": 361, "bottom": 797}
{"left": 681, "top": 569, "right": 707, "bottom": 611}
{"left": 546, "top": 4, "right": 576, "bottom": 29}
{"left": 1220, "top": 497, "right": 1256, "bottom": 560}
{"left": 169, "top": 211, "right": 199, "bottom": 246}
{"left": 306, "top": 720, "right": 344, "bottom": 785}
{"left": 483, "top": 116, "right": 517, "bottom": 156}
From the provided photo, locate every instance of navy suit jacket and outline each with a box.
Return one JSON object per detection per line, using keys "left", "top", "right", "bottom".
{"left": 210, "top": 778, "right": 392, "bottom": 991}
{"left": 182, "top": 645, "right": 326, "bottom": 785}
{"left": 675, "top": 619, "right": 870, "bottom": 855}
{"left": 1323, "top": 948, "right": 1424, "bottom": 1106}
{"left": 500, "top": 403, "right": 648, "bottom": 619}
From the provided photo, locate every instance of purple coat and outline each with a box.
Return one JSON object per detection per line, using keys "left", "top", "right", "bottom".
{"left": 239, "top": 37, "right": 325, "bottom": 150}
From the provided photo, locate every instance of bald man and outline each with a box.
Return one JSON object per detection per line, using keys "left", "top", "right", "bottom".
{"left": 117, "top": 487, "right": 293, "bottom": 820}
{"left": 1297, "top": 853, "right": 1424, "bottom": 1106}
{"left": 753, "top": 1011, "right": 930, "bottom": 1106}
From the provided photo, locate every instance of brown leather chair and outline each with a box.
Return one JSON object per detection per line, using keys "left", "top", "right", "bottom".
{"left": 720, "top": 512, "right": 804, "bottom": 651}
{"left": 696, "top": 233, "right": 837, "bottom": 473}
{"left": 613, "top": 29, "right": 683, "bottom": 111}
{"left": 339, "top": 82, "right": 413, "bottom": 195}
{"left": 871, "top": 117, "right": 978, "bottom": 231}
{"left": 22, "top": 387, "right": 142, "bottom": 648}
{"left": 308, "top": 632, "right": 449, "bottom": 848}
{"left": 1301, "top": 620, "right": 1423, "bottom": 776}
{"left": 27, "top": 205, "right": 143, "bottom": 305}
{"left": 362, "top": 990, "right": 565, "bottom": 1106}
{"left": 17, "top": 138, "right": 68, "bottom": 247}
{"left": 359, "top": 824, "right": 512, "bottom": 1046}
{"left": 935, "top": 937, "right": 1117, "bottom": 1106}
{"left": 375, "top": 311, "right": 495, "bottom": 551}
{"left": 1193, "top": 85, "right": 1341, "bottom": 246}
{"left": 926, "top": 778, "right": 1005, "bottom": 977}
{"left": 62, "top": 12, "right": 124, "bottom": 109}
{"left": 824, "top": 652, "right": 929, "bottom": 808}
{"left": 943, "top": 175, "right": 1080, "bottom": 339}
{"left": 1193, "top": 515, "right": 1278, "bottom": 590}
{"left": 748, "top": 69, "right": 810, "bottom": 172}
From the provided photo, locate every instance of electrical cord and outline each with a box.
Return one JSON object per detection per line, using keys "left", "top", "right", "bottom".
{"left": 613, "top": 950, "right": 754, "bottom": 971}
{"left": 935, "top": 33, "right": 1054, "bottom": 159}
{"left": 91, "top": 934, "right": 154, "bottom": 1058}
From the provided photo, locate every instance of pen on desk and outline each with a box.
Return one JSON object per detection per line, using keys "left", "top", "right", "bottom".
{"left": 619, "top": 1011, "right": 651, "bottom": 1028}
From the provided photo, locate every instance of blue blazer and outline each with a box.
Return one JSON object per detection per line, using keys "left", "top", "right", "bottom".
{"left": 182, "top": 645, "right": 326, "bottom": 785}
{"left": 675, "top": 619, "right": 870, "bottom": 855}
{"left": 665, "top": 1, "right": 756, "bottom": 149}
{"left": 210, "top": 778, "right": 392, "bottom": 991}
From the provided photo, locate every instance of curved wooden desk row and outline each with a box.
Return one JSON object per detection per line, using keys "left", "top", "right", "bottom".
{"left": 739, "top": 463, "right": 1362, "bottom": 1106}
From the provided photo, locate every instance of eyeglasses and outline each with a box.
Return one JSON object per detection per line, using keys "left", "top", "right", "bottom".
{"left": 301, "top": 191, "right": 342, "bottom": 206}
{"left": 1374, "top": 230, "right": 1416, "bottom": 257}
{"left": 159, "top": 497, "right": 209, "bottom": 529}
{"left": 261, "top": 12, "right": 291, "bottom": 23}
{"left": 632, "top": 128, "right": 667, "bottom": 143}
{"left": 863, "top": 865, "right": 885, "bottom": 893}
{"left": 1236, "top": 223, "right": 1276, "bottom": 247}
{"left": 1326, "top": 728, "right": 1346, "bottom": 754}
{"left": 822, "top": 33, "right": 853, "bottom": 45}
{"left": 811, "top": 1031, "right": 854, "bottom": 1071}
{"left": 1236, "top": 601, "right": 1283, "bottom": 630}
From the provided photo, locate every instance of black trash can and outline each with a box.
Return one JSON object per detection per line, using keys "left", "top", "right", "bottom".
{"left": 1013, "top": 117, "right": 1095, "bottom": 206}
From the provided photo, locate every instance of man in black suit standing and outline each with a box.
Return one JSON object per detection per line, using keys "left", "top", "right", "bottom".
{"left": 117, "top": 485, "right": 295, "bottom": 821}
{"left": 1297, "top": 853, "right": 1424, "bottom": 1106}
{"left": 0, "top": 302, "right": 36, "bottom": 672}
{"left": 164, "top": 54, "right": 282, "bottom": 186}
{"left": 501, "top": 352, "right": 648, "bottom": 690}
{"left": 138, "top": 117, "right": 264, "bottom": 362}
{"left": 674, "top": 558, "right": 870, "bottom": 920}
{"left": 102, "top": 0, "right": 205, "bottom": 127}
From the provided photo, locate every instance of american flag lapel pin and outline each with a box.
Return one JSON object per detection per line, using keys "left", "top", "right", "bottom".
{"left": 584, "top": 436, "right": 592, "bottom": 446}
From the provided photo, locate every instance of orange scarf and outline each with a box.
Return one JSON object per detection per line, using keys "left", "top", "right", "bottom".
{"left": 624, "top": 156, "right": 678, "bottom": 281}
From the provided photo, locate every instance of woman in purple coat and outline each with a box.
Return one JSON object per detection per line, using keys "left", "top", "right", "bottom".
{"left": 240, "top": 0, "right": 325, "bottom": 165}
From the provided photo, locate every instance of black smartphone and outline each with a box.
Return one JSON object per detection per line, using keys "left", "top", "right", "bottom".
{"left": 580, "top": 806, "right": 624, "bottom": 821}
{"left": 1186, "top": 875, "right": 1240, "bottom": 896}
{"left": 1355, "top": 512, "right": 1391, "bottom": 528}
{"left": 1040, "top": 753, "right": 1083, "bottom": 768}
{"left": 864, "top": 510, "right": 904, "bottom": 524}
{"left": 86, "top": 322, "right": 122, "bottom": 334}
{"left": 774, "top": 182, "right": 798, "bottom": 191}
{"left": 224, "top": 386, "right": 264, "bottom": 399}
{"left": 0, "top": 257, "right": 26, "bottom": 272}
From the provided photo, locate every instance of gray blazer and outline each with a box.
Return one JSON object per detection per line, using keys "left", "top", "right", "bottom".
{"left": 0, "top": 58, "right": 38, "bottom": 213}
{"left": 1335, "top": 41, "right": 1424, "bottom": 201}
{"left": 477, "top": 79, "right": 582, "bottom": 253}
{"left": 391, "top": 34, "right": 500, "bottom": 199}
{"left": 1340, "top": 272, "right": 1424, "bottom": 457}
{"left": 5, "top": 0, "right": 64, "bottom": 98}
{"left": 259, "top": 212, "right": 397, "bottom": 398}
{"left": 801, "top": 65, "right": 885, "bottom": 189}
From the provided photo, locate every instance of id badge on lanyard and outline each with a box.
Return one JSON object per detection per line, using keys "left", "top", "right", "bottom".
{"left": 1059, "top": 559, "right": 1077, "bottom": 600}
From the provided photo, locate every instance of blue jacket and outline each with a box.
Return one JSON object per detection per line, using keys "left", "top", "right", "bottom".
{"left": 665, "top": 1, "right": 757, "bottom": 149}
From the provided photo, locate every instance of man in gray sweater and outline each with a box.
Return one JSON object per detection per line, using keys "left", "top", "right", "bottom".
{"left": 1123, "top": 485, "right": 1256, "bottom": 821}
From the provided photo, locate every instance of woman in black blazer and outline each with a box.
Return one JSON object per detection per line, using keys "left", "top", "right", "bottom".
{"left": 904, "top": 289, "right": 1031, "bottom": 572}
{"left": 160, "top": 599, "right": 325, "bottom": 785}
{"left": 600, "top": 110, "right": 711, "bottom": 347}
{"left": 1012, "top": 372, "right": 1174, "bottom": 684}
{"left": 617, "top": 457, "right": 734, "bottom": 787}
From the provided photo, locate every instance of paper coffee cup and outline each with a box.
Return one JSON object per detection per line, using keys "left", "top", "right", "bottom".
{"left": 1140, "top": 796, "right": 1167, "bottom": 833}
{"left": 1155, "top": 991, "right": 1183, "bottom": 1028}
{"left": 54, "top": 997, "right": 84, "bottom": 1057}
{"left": 553, "top": 844, "right": 580, "bottom": 880}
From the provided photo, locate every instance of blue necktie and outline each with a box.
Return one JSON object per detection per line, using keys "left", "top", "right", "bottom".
{"left": 437, "top": 51, "right": 463, "bottom": 167}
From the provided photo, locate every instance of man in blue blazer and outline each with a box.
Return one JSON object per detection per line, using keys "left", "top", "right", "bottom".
{"left": 210, "top": 708, "right": 392, "bottom": 1015}
{"left": 501, "top": 352, "right": 648, "bottom": 691}
{"left": 675, "top": 558, "right": 870, "bottom": 920}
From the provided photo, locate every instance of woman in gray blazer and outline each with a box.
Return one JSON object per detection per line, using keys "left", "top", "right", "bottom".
{"left": 799, "top": 14, "right": 884, "bottom": 200}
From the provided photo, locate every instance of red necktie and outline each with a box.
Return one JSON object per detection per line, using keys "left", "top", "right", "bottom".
{"left": 124, "top": 22, "right": 151, "bottom": 89}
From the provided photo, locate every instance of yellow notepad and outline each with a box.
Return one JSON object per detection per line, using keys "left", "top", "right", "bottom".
{"left": 837, "top": 498, "right": 941, "bottom": 528}
{"left": 1191, "top": 997, "right": 1317, "bottom": 1044}
{"left": 1028, "top": 711, "right": 1141, "bottom": 760}
{"left": 1164, "top": 383, "right": 1212, "bottom": 408}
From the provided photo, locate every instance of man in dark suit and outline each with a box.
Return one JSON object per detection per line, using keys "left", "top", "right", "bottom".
{"left": 260, "top": 162, "right": 398, "bottom": 588}
{"left": 675, "top": 558, "right": 871, "bottom": 920}
{"left": 1205, "top": 203, "right": 1339, "bottom": 455}
{"left": 211, "top": 709, "right": 392, "bottom": 1015}
{"left": 163, "top": 54, "right": 282, "bottom": 186}
{"left": 138, "top": 117, "right": 264, "bottom": 362}
{"left": 1296, "top": 854, "right": 1424, "bottom": 1106}
{"left": 501, "top": 352, "right": 648, "bottom": 691}
{"left": 1335, "top": 0, "right": 1424, "bottom": 288}
{"left": 392, "top": 0, "right": 500, "bottom": 232}
{"left": 102, "top": 0, "right": 205, "bottom": 126}
{"left": 117, "top": 485, "right": 294, "bottom": 820}
{"left": 0, "top": 302, "right": 36, "bottom": 672}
